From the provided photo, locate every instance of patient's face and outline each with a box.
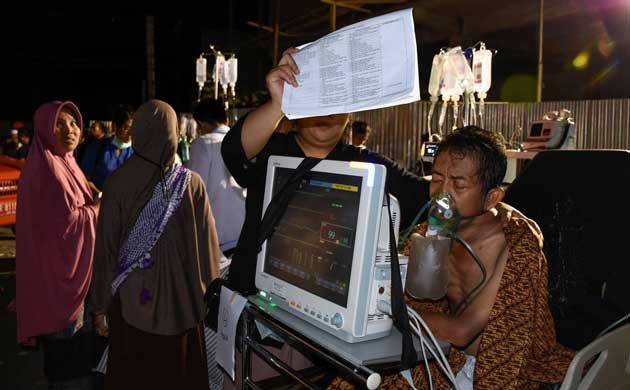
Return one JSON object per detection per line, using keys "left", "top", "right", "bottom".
{"left": 430, "top": 151, "right": 485, "bottom": 218}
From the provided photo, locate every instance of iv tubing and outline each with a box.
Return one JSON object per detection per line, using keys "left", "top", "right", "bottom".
{"left": 462, "top": 93, "right": 469, "bottom": 127}
{"left": 438, "top": 99, "right": 448, "bottom": 136}
{"left": 452, "top": 97, "right": 460, "bottom": 130}
{"left": 399, "top": 200, "right": 431, "bottom": 248}
{"left": 427, "top": 98, "right": 437, "bottom": 141}
{"left": 469, "top": 93, "right": 477, "bottom": 126}
{"left": 477, "top": 92, "right": 487, "bottom": 129}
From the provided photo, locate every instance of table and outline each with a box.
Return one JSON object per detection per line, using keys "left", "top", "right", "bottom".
{"left": 241, "top": 295, "right": 450, "bottom": 390}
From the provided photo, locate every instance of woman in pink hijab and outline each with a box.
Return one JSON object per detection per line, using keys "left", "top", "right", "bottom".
{"left": 17, "top": 101, "right": 99, "bottom": 389}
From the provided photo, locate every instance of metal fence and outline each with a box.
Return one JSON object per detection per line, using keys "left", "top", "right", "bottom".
{"left": 351, "top": 99, "right": 630, "bottom": 169}
{"left": 235, "top": 99, "right": 630, "bottom": 169}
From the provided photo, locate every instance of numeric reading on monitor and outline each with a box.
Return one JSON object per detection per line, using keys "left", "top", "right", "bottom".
{"left": 264, "top": 168, "right": 362, "bottom": 307}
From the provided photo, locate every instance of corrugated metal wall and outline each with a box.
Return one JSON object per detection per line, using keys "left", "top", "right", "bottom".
{"left": 351, "top": 99, "right": 630, "bottom": 168}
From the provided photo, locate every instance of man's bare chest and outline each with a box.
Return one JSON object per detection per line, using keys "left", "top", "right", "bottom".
{"left": 446, "top": 232, "right": 507, "bottom": 307}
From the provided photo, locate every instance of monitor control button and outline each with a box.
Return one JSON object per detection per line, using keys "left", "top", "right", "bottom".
{"left": 331, "top": 313, "right": 343, "bottom": 328}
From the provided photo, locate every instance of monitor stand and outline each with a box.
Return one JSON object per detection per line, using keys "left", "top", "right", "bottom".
{"left": 248, "top": 295, "right": 451, "bottom": 369}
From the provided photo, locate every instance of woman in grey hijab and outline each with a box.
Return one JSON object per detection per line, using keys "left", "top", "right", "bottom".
{"left": 89, "top": 100, "right": 221, "bottom": 389}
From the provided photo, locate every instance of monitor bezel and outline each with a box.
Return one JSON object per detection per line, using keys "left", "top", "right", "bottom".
{"left": 255, "top": 155, "right": 386, "bottom": 339}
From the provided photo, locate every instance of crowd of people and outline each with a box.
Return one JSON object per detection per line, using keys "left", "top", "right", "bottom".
{"left": 12, "top": 45, "right": 574, "bottom": 390}
{"left": 1, "top": 125, "right": 32, "bottom": 160}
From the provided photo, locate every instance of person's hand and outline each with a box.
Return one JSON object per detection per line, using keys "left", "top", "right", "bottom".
{"left": 91, "top": 190, "right": 102, "bottom": 216}
{"left": 265, "top": 48, "right": 300, "bottom": 108}
{"left": 87, "top": 181, "right": 101, "bottom": 195}
{"left": 94, "top": 314, "right": 109, "bottom": 337}
{"left": 92, "top": 190, "right": 103, "bottom": 206}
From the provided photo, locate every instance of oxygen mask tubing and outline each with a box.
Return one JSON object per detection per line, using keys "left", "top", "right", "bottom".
{"left": 402, "top": 192, "right": 487, "bottom": 314}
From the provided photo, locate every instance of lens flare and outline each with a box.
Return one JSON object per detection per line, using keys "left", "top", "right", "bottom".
{"left": 572, "top": 51, "right": 590, "bottom": 70}
{"left": 500, "top": 74, "right": 537, "bottom": 102}
{"left": 589, "top": 59, "right": 620, "bottom": 87}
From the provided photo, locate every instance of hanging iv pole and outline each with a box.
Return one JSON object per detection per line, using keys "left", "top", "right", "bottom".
{"left": 196, "top": 45, "right": 236, "bottom": 103}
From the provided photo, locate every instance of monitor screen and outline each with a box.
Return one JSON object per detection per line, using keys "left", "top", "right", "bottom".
{"left": 530, "top": 123, "right": 543, "bottom": 137}
{"left": 424, "top": 142, "right": 439, "bottom": 157}
{"left": 263, "top": 168, "right": 363, "bottom": 307}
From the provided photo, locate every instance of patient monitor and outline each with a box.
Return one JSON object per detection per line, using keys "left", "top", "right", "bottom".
{"left": 521, "top": 109, "right": 576, "bottom": 151}
{"left": 255, "top": 156, "right": 407, "bottom": 343}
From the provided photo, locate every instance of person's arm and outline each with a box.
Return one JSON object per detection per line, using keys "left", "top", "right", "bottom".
{"left": 239, "top": 48, "right": 299, "bottom": 160}
{"left": 419, "top": 241, "right": 508, "bottom": 349}
{"left": 418, "top": 299, "right": 491, "bottom": 349}
{"left": 418, "top": 275, "right": 499, "bottom": 349}
{"left": 192, "top": 175, "right": 221, "bottom": 284}
{"left": 88, "top": 179, "right": 120, "bottom": 335}
{"left": 87, "top": 180, "right": 101, "bottom": 195}
{"left": 221, "top": 48, "right": 299, "bottom": 187}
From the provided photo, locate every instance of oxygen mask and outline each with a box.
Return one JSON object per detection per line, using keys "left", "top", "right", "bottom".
{"left": 426, "top": 191, "right": 460, "bottom": 236}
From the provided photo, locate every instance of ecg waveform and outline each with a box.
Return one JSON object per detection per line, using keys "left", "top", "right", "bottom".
{"left": 266, "top": 168, "right": 362, "bottom": 306}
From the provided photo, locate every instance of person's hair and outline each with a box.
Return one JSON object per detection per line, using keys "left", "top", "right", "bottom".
{"left": 193, "top": 98, "right": 228, "bottom": 125}
{"left": 91, "top": 121, "right": 105, "bottom": 132}
{"left": 18, "top": 128, "right": 32, "bottom": 138}
{"left": 113, "top": 105, "right": 135, "bottom": 129}
{"left": 351, "top": 121, "right": 371, "bottom": 136}
{"left": 436, "top": 126, "right": 507, "bottom": 194}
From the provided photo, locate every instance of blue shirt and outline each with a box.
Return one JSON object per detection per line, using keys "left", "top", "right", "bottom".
{"left": 81, "top": 137, "right": 134, "bottom": 190}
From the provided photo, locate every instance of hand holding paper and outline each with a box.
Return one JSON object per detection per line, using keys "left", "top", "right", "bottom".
{"left": 266, "top": 47, "right": 300, "bottom": 108}
{"left": 281, "top": 8, "right": 420, "bottom": 119}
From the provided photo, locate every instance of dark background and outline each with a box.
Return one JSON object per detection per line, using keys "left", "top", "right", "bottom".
{"left": 2, "top": 1, "right": 629, "bottom": 124}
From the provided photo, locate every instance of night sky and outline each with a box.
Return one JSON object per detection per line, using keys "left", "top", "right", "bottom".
{"left": 1, "top": 8, "right": 244, "bottom": 122}
{"left": 2, "top": 3, "right": 629, "bottom": 127}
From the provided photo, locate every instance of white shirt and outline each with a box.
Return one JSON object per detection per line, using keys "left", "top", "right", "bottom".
{"left": 187, "top": 125, "right": 246, "bottom": 252}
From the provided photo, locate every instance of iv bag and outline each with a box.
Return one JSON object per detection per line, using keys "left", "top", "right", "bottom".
{"left": 213, "top": 55, "right": 228, "bottom": 88}
{"left": 446, "top": 47, "right": 473, "bottom": 94}
{"left": 428, "top": 53, "right": 444, "bottom": 98}
{"left": 180, "top": 114, "right": 198, "bottom": 140}
{"left": 473, "top": 44, "right": 492, "bottom": 96}
{"left": 196, "top": 57, "right": 207, "bottom": 84}
{"left": 226, "top": 57, "right": 238, "bottom": 88}
{"left": 440, "top": 58, "right": 460, "bottom": 98}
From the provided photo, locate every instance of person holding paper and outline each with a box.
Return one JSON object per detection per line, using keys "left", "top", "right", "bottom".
{"left": 221, "top": 47, "right": 430, "bottom": 295}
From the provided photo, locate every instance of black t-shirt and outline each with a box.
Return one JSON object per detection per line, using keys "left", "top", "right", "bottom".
{"left": 221, "top": 115, "right": 430, "bottom": 294}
